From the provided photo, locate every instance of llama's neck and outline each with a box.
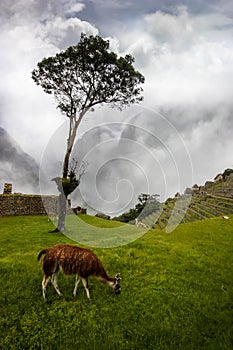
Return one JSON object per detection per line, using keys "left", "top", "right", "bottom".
{"left": 97, "top": 274, "right": 116, "bottom": 288}
{"left": 95, "top": 262, "right": 116, "bottom": 288}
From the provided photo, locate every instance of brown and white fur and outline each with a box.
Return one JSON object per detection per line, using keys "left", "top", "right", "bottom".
{"left": 135, "top": 218, "right": 147, "bottom": 228}
{"left": 37, "top": 244, "right": 121, "bottom": 299}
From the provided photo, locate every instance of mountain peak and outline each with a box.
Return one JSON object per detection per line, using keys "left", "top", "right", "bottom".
{"left": 0, "top": 127, "right": 39, "bottom": 193}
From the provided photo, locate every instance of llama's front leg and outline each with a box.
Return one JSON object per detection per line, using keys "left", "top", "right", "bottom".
{"left": 42, "top": 275, "right": 51, "bottom": 298}
{"left": 73, "top": 274, "right": 81, "bottom": 296}
{"left": 51, "top": 273, "right": 62, "bottom": 296}
{"left": 81, "top": 277, "right": 90, "bottom": 300}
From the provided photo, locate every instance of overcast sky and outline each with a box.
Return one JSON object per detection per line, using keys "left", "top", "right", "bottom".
{"left": 0, "top": 0, "right": 233, "bottom": 214}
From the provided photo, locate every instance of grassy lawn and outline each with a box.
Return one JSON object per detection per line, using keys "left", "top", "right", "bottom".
{"left": 0, "top": 215, "right": 233, "bottom": 349}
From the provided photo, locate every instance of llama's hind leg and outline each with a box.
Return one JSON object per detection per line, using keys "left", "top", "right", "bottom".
{"left": 73, "top": 274, "right": 81, "bottom": 296}
{"left": 81, "top": 277, "right": 90, "bottom": 300}
{"left": 42, "top": 275, "right": 51, "bottom": 298}
{"left": 51, "top": 272, "right": 62, "bottom": 296}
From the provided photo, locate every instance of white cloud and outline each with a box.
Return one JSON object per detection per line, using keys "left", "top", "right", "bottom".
{"left": 0, "top": 1, "right": 233, "bottom": 202}
{"left": 0, "top": 1, "right": 98, "bottom": 160}
{"left": 103, "top": 5, "right": 233, "bottom": 195}
{"left": 66, "top": 2, "right": 86, "bottom": 14}
{"left": 145, "top": 6, "right": 233, "bottom": 49}
{"left": 119, "top": 6, "right": 233, "bottom": 110}
{"left": 145, "top": 6, "right": 195, "bottom": 51}
{"left": 184, "top": 105, "right": 233, "bottom": 184}
{"left": 43, "top": 16, "right": 98, "bottom": 48}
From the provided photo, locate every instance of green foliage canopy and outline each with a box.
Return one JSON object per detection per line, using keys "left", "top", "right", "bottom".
{"left": 32, "top": 33, "right": 145, "bottom": 118}
{"left": 223, "top": 168, "right": 233, "bottom": 180}
{"left": 113, "top": 193, "right": 160, "bottom": 223}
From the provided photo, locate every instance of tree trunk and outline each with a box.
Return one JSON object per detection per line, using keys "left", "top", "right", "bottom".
{"left": 56, "top": 114, "right": 81, "bottom": 231}
{"left": 56, "top": 193, "right": 67, "bottom": 232}
{"left": 55, "top": 111, "right": 87, "bottom": 232}
{"left": 62, "top": 113, "right": 84, "bottom": 178}
{"left": 63, "top": 148, "right": 72, "bottom": 179}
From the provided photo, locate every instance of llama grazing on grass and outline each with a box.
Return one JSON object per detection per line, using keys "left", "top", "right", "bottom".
{"left": 135, "top": 218, "right": 147, "bottom": 228}
{"left": 37, "top": 244, "right": 121, "bottom": 299}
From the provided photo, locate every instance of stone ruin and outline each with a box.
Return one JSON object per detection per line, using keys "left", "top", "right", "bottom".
{"left": 3, "top": 183, "right": 12, "bottom": 194}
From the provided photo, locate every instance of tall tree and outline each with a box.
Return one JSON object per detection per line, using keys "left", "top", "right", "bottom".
{"left": 32, "top": 33, "right": 145, "bottom": 231}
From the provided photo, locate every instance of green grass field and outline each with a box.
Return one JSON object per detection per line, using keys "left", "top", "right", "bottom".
{"left": 0, "top": 215, "right": 233, "bottom": 349}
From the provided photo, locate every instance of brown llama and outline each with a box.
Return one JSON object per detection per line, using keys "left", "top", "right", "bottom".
{"left": 135, "top": 218, "right": 147, "bottom": 228}
{"left": 37, "top": 244, "right": 121, "bottom": 299}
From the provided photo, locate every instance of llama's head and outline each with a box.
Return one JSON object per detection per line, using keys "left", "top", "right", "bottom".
{"left": 114, "top": 273, "right": 121, "bottom": 295}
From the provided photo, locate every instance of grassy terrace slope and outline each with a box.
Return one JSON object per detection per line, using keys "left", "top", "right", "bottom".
{"left": 0, "top": 215, "right": 233, "bottom": 349}
{"left": 153, "top": 194, "right": 233, "bottom": 229}
{"left": 146, "top": 174, "right": 233, "bottom": 229}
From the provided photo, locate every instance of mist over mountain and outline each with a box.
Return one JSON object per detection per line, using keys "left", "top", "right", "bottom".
{"left": 39, "top": 103, "right": 231, "bottom": 217}
{"left": 0, "top": 127, "right": 40, "bottom": 193}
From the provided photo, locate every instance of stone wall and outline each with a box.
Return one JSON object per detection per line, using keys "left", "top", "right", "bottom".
{"left": 0, "top": 194, "right": 59, "bottom": 216}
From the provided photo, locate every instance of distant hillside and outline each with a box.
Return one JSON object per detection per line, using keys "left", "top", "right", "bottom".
{"left": 141, "top": 170, "right": 233, "bottom": 229}
{"left": 0, "top": 127, "right": 39, "bottom": 193}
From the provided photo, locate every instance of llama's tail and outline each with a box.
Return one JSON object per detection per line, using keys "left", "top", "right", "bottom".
{"left": 37, "top": 249, "right": 48, "bottom": 261}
